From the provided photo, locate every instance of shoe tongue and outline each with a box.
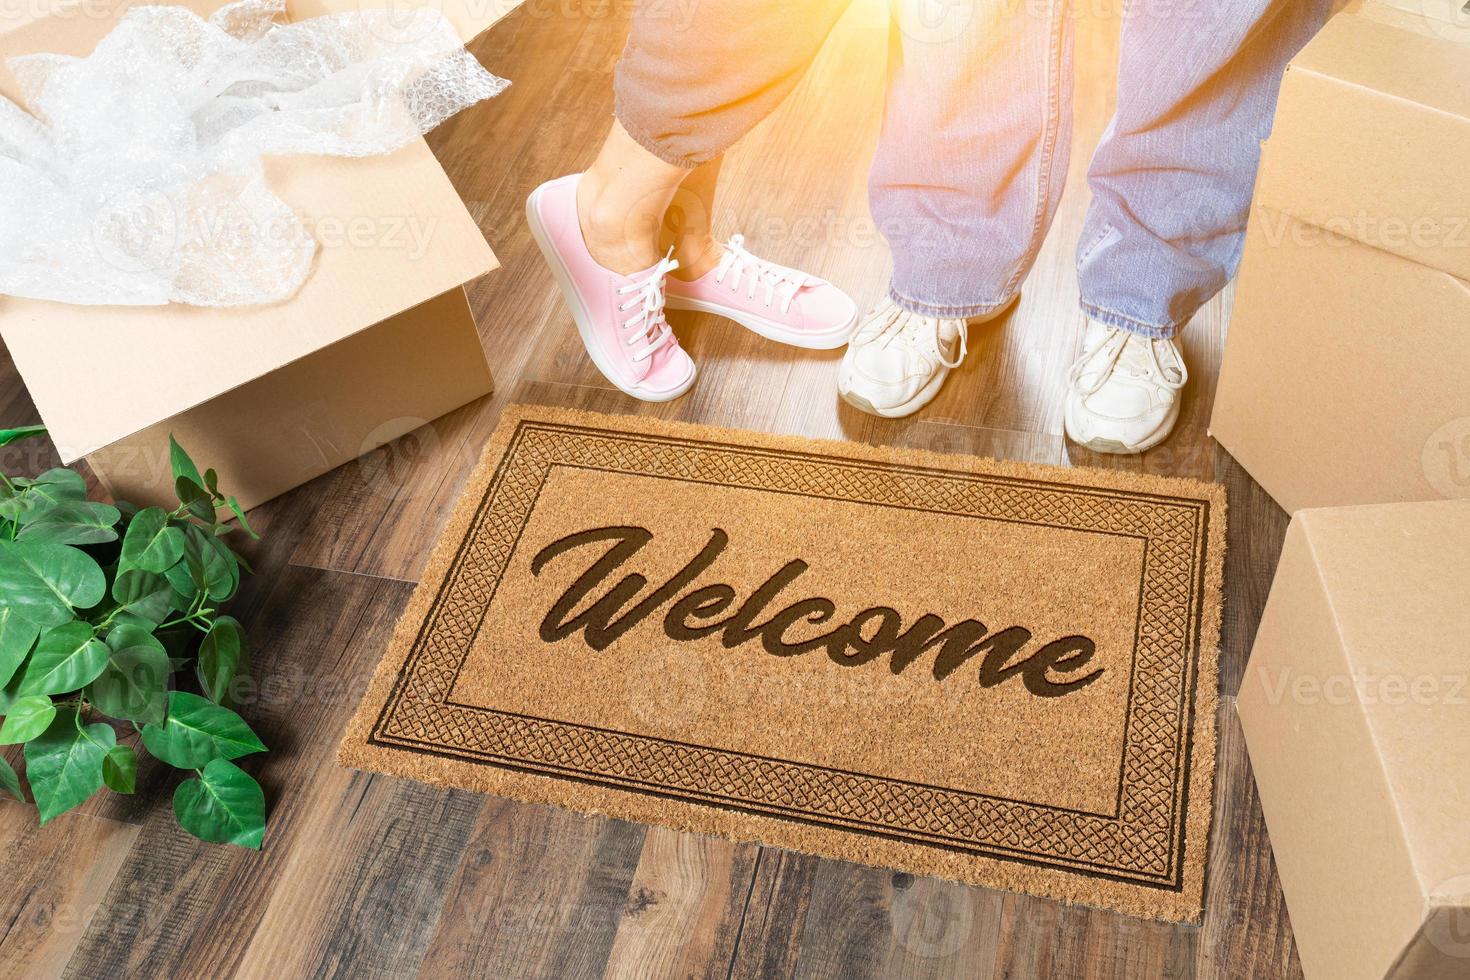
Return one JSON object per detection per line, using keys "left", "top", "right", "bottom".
{"left": 1112, "top": 330, "right": 1184, "bottom": 385}
{"left": 934, "top": 317, "right": 964, "bottom": 343}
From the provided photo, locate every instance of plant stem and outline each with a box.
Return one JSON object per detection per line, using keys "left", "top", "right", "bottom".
{"left": 72, "top": 702, "right": 105, "bottom": 747}
{"left": 157, "top": 591, "right": 211, "bottom": 631}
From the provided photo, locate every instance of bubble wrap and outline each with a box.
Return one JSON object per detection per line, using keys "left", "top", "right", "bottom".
{"left": 0, "top": 0, "right": 509, "bottom": 307}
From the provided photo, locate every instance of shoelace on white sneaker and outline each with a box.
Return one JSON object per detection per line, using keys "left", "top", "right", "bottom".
{"left": 712, "top": 234, "right": 811, "bottom": 314}
{"left": 615, "top": 251, "right": 680, "bottom": 363}
{"left": 862, "top": 301, "right": 970, "bottom": 370}
{"left": 1066, "top": 325, "right": 1188, "bottom": 397}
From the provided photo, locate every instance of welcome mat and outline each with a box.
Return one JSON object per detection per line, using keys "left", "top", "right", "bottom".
{"left": 340, "top": 406, "right": 1225, "bottom": 922}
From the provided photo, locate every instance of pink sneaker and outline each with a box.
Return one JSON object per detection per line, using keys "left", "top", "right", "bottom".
{"left": 526, "top": 174, "right": 696, "bottom": 402}
{"left": 664, "top": 235, "right": 858, "bottom": 350}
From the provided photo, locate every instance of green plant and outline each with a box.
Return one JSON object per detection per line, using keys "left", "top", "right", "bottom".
{"left": 0, "top": 426, "right": 267, "bottom": 848}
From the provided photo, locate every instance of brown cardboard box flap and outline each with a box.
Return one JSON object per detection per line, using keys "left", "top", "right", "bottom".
{"left": 1238, "top": 500, "right": 1470, "bottom": 980}
{"left": 1255, "top": 12, "right": 1470, "bottom": 281}
{"left": 0, "top": 0, "right": 498, "bottom": 463}
{"left": 1295, "top": 501, "right": 1470, "bottom": 899}
{"left": 1209, "top": 209, "right": 1470, "bottom": 514}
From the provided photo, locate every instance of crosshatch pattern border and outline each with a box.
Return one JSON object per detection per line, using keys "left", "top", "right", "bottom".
{"left": 370, "top": 420, "right": 1212, "bottom": 891}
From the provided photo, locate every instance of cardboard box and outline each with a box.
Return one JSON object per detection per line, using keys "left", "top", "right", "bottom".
{"left": 0, "top": 0, "right": 519, "bottom": 510}
{"left": 1237, "top": 500, "right": 1470, "bottom": 980}
{"left": 1209, "top": 5, "right": 1470, "bottom": 513}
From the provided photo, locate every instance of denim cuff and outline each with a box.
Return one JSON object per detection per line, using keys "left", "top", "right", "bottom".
{"left": 887, "top": 285, "right": 1017, "bottom": 320}
{"left": 1079, "top": 301, "right": 1184, "bottom": 340}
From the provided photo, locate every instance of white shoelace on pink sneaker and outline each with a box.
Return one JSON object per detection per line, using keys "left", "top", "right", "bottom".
{"left": 615, "top": 252, "right": 680, "bottom": 363}
{"left": 711, "top": 234, "right": 811, "bottom": 314}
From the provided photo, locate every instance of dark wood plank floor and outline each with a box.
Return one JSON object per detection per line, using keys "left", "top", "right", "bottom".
{"left": 0, "top": 1, "right": 1302, "bottom": 976}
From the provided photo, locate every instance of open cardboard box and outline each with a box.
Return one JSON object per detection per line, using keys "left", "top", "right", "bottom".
{"left": 1237, "top": 500, "right": 1470, "bottom": 980}
{"left": 1209, "top": 0, "right": 1470, "bottom": 513}
{"left": 0, "top": 0, "right": 522, "bottom": 511}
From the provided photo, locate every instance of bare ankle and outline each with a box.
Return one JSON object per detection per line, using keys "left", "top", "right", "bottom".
{"left": 670, "top": 237, "right": 724, "bottom": 281}
{"left": 576, "top": 177, "right": 661, "bottom": 275}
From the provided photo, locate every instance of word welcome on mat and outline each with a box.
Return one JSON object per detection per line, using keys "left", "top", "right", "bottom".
{"left": 341, "top": 406, "right": 1225, "bottom": 922}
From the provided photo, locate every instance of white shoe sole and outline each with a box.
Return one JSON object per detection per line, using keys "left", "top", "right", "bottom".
{"left": 1063, "top": 398, "right": 1180, "bottom": 455}
{"left": 835, "top": 296, "right": 1019, "bottom": 419}
{"left": 526, "top": 184, "right": 696, "bottom": 403}
{"left": 836, "top": 358, "right": 949, "bottom": 419}
{"left": 665, "top": 295, "right": 857, "bottom": 350}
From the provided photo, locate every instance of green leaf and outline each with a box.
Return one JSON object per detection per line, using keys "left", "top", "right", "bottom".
{"left": 197, "top": 616, "right": 244, "bottom": 704}
{"left": 119, "top": 507, "right": 186, "bottom": 574}
{"left": 111, "top": 569, "right": 175, "bottom": 626}
{"left": 140, "top": 691, "right": 265, "bottom": 769}
{"left": 0, "top": 754, "right": 23, "bottom": 801}
{"left": 169, "top": 437, "right": 206, "bottom": 492}
{"left": 165, "top": 527, "right": 235, "bottom": 603}
{"left": 109, "top": 612, "right": 164, "bottom": 634}
{"left": 199, "top": 533, "right": 239, "bottom": 602}
{"left": 0, "top": 472, "right": 88, "bottom": 532}
{"left": 0, "top": 424, "right": 46, "bottom": 448}
{"left": 225, "top": 497, "right": 259, "bottom": 540}
{"left": 88, "top": 626, "right": 169, "bottom": 725}
{"left": 0, "top": 672, "right": 22, "bottom": 714}
{"left": 0, "top": 488, "right": 26, "bottom": 525}
{"left": 0, "top": 540, "right": 107, "bottom": 627}
{"left": 23, "top": 707, "right": 114, "bottom": 823}
{"left": 0, "top": 609, "right": 39, "bottom": 690}
{"left": 17, "top": 622, "right": 109, "bottom": 697}
{"left": 0, "top": 694, "right": 56, "bottom": 744}
{"left": 173, "top": 758, "right": 264, "bottom": 849}
{"left": 164, "top": 555, "right": 199, "bottom": 605}
{"left": 17, "top": 501, "right": 121, "bottom": 546}
{"left": 204, "top": 469, "right": 220, "bottom": 498}
{"left": 175, "top": 477, "right": 216, "bottom": 523}
{"left": 13, "top": 468, "right": 88, "bottom": 515}
{"left": 102, "top": 744, "right": 136, "bottom": 794}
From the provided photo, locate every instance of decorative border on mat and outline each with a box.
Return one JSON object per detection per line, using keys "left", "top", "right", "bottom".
{"left": 368, "top": 419, "right": 1212, "bottom": 891}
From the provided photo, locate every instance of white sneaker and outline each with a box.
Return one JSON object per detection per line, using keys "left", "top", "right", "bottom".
{"left": 837, "top": 299, "right": 971, "bottom": 418}
{"left": 1063, "top": 320, "right": 1188, "bottom": 454}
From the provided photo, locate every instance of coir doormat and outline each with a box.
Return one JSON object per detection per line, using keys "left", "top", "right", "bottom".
{"left": 340, "top": 406, "right": 1225, "bottom": 921}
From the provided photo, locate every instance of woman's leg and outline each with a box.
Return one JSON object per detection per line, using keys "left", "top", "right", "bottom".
{"left": 576, "top": 119, "right": 693, "bottom": 276}
{"left": 528, "top": 0, "right": 864, "bottom": 403}
{"left": 583, "top": 0, "right": 854, "bottom": 276}
{"left": 661, "top": 157, "right": 724, "bottom": 281}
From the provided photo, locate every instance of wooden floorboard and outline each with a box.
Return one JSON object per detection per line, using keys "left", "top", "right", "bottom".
{"left": 57, "top": 568, "right": 413, "bottom": 979}
{"left": 601, "top": 829, "right": 759, "bottom": 980}
{"left": 416, "top": 800, "right": 645, "bottom": 979}
{"left": 0, "top": 1, "right": 1304, "bottom": 977}
{"left": 726, "top": 849, "right": 822, "bottom": 980}
{"left": 0, "top": 809, "right": 139, "bottom": 980}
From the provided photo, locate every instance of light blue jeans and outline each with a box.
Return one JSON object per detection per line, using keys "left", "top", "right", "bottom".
{"left": 615, "top": 0, "right": 1335, "bottom": 337}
